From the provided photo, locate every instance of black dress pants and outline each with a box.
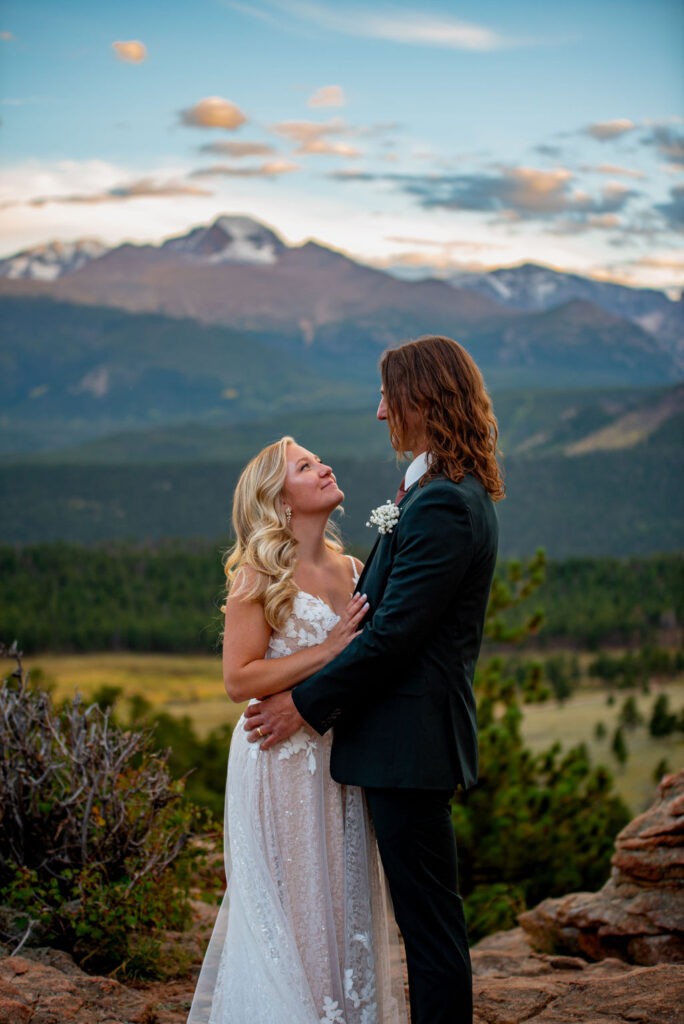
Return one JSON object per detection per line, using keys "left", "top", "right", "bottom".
{"left": 364, "top": 787, "right": 472, "bottom": 1024}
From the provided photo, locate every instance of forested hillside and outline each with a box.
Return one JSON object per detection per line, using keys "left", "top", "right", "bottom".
{"left": 1, "top": 542, "right": 681, "bottom": 654}
{"left": 2, "top": 443, "right": 682, "bottom": 556}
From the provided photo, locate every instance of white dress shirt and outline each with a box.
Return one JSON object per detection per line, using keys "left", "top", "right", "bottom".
{"left": 403, "top": 450, "right": 431, "bottom": 491}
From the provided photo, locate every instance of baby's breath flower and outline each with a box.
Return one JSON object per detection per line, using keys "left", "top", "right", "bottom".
{"left": 366, "top": 500, "right": 401, "bottom": 535}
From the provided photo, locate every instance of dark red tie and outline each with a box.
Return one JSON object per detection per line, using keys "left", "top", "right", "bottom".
{"left": 394, "top": 476, "right": 407, "bottom": 504}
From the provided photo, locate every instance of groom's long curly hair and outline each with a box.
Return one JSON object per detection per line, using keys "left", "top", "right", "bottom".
{"left": 380, "top": 335, "right": 505, "bottom": 501}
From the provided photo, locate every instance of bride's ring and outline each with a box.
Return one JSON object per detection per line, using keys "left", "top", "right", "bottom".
{"left": 256, "top": 726, "right": 264, "bottom": 738}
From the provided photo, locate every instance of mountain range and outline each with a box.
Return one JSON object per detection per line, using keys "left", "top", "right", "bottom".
{"left": 2, "top": 216, "right": 681, "bottom": 361}
{"left": 449, "top": 263, "right": 683, "bottom": 355}
{"left": 1, "top": 215, "right": 682, "bottom": 558}
{"left": 1, "top": 216, "right": 682, "bottom": 445}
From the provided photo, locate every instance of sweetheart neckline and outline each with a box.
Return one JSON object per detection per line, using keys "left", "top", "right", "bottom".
{"left": 294, "top": 556, "right": 359, "bottom": 621}
{"left": 295, "top": 589, "right": 343, "bottom": 620}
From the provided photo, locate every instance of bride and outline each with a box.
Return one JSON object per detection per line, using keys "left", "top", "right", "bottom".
{"left": 187, "top": 437, "right": 408, "bottom": 1024}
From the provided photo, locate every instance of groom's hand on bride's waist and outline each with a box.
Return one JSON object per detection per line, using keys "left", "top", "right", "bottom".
{"left": 244, "top": 691, "right": 305, "bottom": 750}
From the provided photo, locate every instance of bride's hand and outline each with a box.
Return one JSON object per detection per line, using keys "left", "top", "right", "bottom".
{"left": 323, "top": 593, "right": 369, "bottom": 660}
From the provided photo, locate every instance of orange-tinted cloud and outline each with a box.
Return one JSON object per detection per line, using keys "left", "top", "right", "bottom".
{"left": 307, "top": 85, "right": 345, "bottom": 108}
{"left": 112, "top": 40, "right": 147, "bottom": 63}
{"left": 272, "top": 117, "right": 347, "bottom": 142}
{"left": 301, "top": 139, "right": 360, "bottom": 156}
{"left": 199, "top": 141, "right": 276, "bottom": 157}
{"left": 333, "top": 164, "right": 637, "bottom": 228}
{"left": 180, "top": 97, "right": 247, "bottom": 130}
{"left": 632, "top": 255, "right": 684, "bottom": 270}
{"left": 190, "top": 160, "right": 299, "bottom": 178}
{"left": 0, "top": 31, "right": 13, "bottom": 41}
{"left": 271, "top": 118, "right": 360, "bottom": 156}
{"left": 581, "top": 164, "right": 646, "bottom": 179}
{"left": 3, "top": 178, "right": 212, "bottom": 208}
{"left": 585, "top": 119, "right": 635, "bottom": 141}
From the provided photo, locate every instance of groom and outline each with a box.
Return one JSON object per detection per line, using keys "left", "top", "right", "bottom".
{"left": 245, "top": 334, "right": 503, "bottom": 1024}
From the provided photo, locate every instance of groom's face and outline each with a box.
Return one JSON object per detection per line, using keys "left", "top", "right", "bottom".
{"left": 377, "top": 387, "right": 426, "bottom": 454}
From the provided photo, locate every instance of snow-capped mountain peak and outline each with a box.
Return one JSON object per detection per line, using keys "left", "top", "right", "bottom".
{"left": 448, "top": 262, "right": 683, "bottom": 354}
{"left": 0, "top": 239, "right": 109, "bottom": 281}
{"left": 161, "top": 215, "right": 286, "bottom": 265}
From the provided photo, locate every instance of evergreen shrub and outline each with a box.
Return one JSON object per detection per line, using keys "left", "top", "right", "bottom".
{"left": 0, "top": 642, "right": 199, "bottom": 976}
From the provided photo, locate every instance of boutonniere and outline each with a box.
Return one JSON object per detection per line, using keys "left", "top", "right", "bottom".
{"left": 366, "top": 500, "right": 401, "bottom": 535}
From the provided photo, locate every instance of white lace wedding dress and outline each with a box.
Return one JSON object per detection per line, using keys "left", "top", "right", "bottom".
{"left": 187, "top": 558, "right": 408, "bottom": 1024}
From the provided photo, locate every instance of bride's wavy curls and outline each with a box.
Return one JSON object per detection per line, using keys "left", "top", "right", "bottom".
{"left": 221, "top": 436, "right": 343, "bottom": 631}
{"left": 381, "top": 335, "right": 505, "bottom": 501}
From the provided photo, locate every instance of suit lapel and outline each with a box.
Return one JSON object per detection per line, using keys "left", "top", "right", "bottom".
{"left": 356, "top": 534, "right": 382, "bottom": 593}
{"left": 356, "top": 477, "right": 426, "bottom": 593}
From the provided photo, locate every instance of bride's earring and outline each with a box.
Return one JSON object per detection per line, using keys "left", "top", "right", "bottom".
{"left": 285, "top": 507, "right": 292, "bottom": 526}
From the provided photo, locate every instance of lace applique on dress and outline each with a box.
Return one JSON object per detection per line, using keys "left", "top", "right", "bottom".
{"left": 254, "top": 591, "right": 341, "bottom": 772}
{"left": 278, "top": 727, "right": 318, "bottom": 774}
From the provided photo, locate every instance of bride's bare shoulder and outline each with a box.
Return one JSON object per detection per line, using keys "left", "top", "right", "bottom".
{"left": 228, "top": 563, "right": 263, "bottom": 603}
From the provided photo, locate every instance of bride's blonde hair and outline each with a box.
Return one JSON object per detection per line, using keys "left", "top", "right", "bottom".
{"left": 221, "top": 436, "right": 344, "bottom": 631}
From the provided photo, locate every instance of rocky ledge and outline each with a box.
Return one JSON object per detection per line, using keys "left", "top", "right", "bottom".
{"left": 1, "top": 773, "right": 682, "bottom": 1024}
{"left": 518, "top": 770, "right": 684, "bottom": 965}
{"left": 472, "top": 927, "right": 683, "bottom": 1023}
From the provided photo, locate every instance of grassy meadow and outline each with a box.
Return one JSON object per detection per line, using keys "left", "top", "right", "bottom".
{"left": 25, "top": 651, "right": 248, "bottom": 734}
{"left": 24, "top": 650, "right": 683, "bottom": 816}
{"left": 519, "top": 680, "right": 684, "bottom": 813}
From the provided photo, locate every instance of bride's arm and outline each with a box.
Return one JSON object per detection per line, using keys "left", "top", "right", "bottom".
{"left": 222, "top": 582, "right": 368, "bottom": 704}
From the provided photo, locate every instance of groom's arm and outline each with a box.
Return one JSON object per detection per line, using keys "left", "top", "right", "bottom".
{"left": 292, "top": 483, "right": 474, "bottom": 734}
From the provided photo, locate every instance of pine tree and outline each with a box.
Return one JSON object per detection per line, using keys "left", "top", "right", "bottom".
{"left": 611, "top": 725, "right": 628, "bottom": 764}
{"left": 649, "top": 694, "right": 676, "bottom": 737}
{"left": 452, "top": 551, "right": 629, "bottom": 941}
{"left": 619, "top": 695, "right": 643, "bottom": 730}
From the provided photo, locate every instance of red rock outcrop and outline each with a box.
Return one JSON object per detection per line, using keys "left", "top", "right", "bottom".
{"left": 0, "top": 948, "right": 173, "bottom": 1023}
{"left": 471, "top": 926, "right": 684, "bottom": 1023}
{"left": 518, "top": 770, "right": 684, "bottom": 965}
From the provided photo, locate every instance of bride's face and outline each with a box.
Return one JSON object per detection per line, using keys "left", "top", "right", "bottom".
{"left": 281, "top": 443, "right": 344, "bottom": 517}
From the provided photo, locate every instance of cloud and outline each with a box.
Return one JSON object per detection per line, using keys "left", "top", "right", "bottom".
{"left": 656, "top": 185, "right": 684, "bottom": 231}
{"left": 641, "top": 126, "right": 684, "bottom": 165}
{"left": 403, "top": 166, "right": 636, "bottom": 219}
{"left": 584, "top": 119, "right": 635, "bottom": 141}
{"left": 307, "top": 85, "right": 345, "bottom": 108}
{"left": 632, "top": 255, "right": 684, "bottom": 271}
{"left": 534, "top": 144, "right": 564, "bottom": 159}
{"left": 190, "top": 160, "right": 299, "bottom": 177}
{"left": 581, "top": 163, "right": 646, "bottom": 180}
{"left": 180, "top": 97, "right": 247, "bottom": 130}
{"left": 301, "top": 139, "right": 360, "bottom": 156}
{"left": 112, "top": 40, "right": 147, "bottom": 63}
{"left": 0, "top": 31, "right": 13, "bottom": 41}
{"left": 268, "top": 2, "right": 521, "bottom": 51}
{"left": 384, "top": 235, "right": 505, "bottom": 251}
{"left": 271, "top": 117, "right": 348, "bottom": 142}
{"left": 271, "top": 117, "right": 361, "bottom": 155}
{"left": 327, "top": 164, "right": 639, "bottom": 227}
{"left": 551, "top": 213, "right": 623, "bottom": 235}
{"left": 327, "top": 169, "right": 376, "bottom": 180}
{"left": 3, "top": 178, "right": 212, "bottom": 208}
{"left": 223, "top": 0, "right": 281, "bottom": 25}
{"left": 198, "top": 141, "right": 276, "bottom": 157}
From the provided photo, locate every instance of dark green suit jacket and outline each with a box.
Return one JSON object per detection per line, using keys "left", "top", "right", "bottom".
{"left": 292, "top": 472, "right": 498, "bottom": 790}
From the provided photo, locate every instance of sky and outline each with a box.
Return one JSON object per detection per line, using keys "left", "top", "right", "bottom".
{"left": 1, "top": 0, "right": 683, "bottom": 292}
